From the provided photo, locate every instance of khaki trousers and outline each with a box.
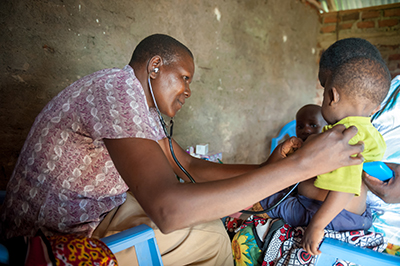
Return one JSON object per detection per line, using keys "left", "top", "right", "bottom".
{"left": 92, "top": 192, "right": 233, "bottom": 266}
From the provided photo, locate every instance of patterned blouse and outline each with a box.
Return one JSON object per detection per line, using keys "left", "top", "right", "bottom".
{"left": 0, "top": 65, "right": 165, "bottom": 238}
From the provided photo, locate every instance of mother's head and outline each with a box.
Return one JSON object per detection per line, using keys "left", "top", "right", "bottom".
{"left": 130, "top": 34, "right": 194, "bottom": 68}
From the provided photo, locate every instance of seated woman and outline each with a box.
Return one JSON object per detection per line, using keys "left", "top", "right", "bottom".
{"left": 365, "top": 74, "right": 400, "bottom": 249}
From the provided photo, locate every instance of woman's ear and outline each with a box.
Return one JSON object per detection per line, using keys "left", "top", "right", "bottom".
{"left": 330, "top": 87, "right": 340, "bottom": 106}
{"left": 147, "top": 56, "right": 162, "bottom": 79}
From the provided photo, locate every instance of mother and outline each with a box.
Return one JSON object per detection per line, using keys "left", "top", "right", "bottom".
{"left": 0, "top": 34, "right": 363, "bottom": 265}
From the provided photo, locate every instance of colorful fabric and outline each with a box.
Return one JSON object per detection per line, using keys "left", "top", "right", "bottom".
{"left": 233, "top": 216, "right": 387, "bottom": 266}
{"left": 261, "top": 222, "right": 386, "bottom": 266}
{"left": 225, "top": 217, "right": 243, "bottom": 233}
{"left": 0, "top": 65, "right": 166, "bottom": 239}
{"left": 232, "top": 224, "right": 263, "bottom": 266}
{"left": 3, "top": 231, "right": 117, "bottom": 266}
{"left": 260, "top": 192, "right": 372, "bottom": 231}
{"left": 232, "top": 216, "right": 285, "bottom": 266}
{"left": 225, "top": 216, "right": 244, "bottom": 240}
{"left": 48, "top": 234, "right": 117, "bottom": 266}
{"left": 315, "top": 116, "right": 386, "bottom": 195}
{"left": 232, "top": 216, "right": 270, "bottom": 266}
{"left": 385, "top": 242, "right": 400, "bottom": 256}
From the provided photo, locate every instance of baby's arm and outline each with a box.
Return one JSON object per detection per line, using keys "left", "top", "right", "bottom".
{"left": 264, "top": 137, "right": 302, "bottom": 165}
{"left": 302, "top": 190, "right": 354, "bottom": 255}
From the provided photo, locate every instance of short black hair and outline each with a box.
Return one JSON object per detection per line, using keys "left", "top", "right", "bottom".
{"left": 129, "top": 34, "right": 193, "bottom": 67}
{"left": 332, "top": 56, "right": 391, "bottom": 106}
{"left": 320, "top": 38, "right": 382, "bottom": 73}
{"left": 296, "top": 104, "right": 322, "bottom": 117}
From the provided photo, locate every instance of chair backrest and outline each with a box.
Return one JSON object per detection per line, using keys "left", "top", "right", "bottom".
{"left": 0, "top": 191, "right": 8, "bottom": 265}
{"left": 101, "top": 224, "right": 163, "bottom": 266}
{"left": 316, "top": 237, "right": 400, "bottom": 266}
{"left": 270, "top": 120, "right": 296, "bottom": 154}
{"left": 0, "top": 243, "right": 9, "bottom": 265}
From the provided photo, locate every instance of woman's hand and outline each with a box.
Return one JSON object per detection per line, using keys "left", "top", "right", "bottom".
{"left": 363, "top": 163, "right": 400, "bottom": 203}
{"left": 294, "top": 124, "right": 364, "bottom": 177}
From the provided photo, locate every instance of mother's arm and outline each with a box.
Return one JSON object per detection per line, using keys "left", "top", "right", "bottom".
{"left": 104, "top": 124, "right": 363, "bottom": 234}
{"left": 363, "top": 163, "right": 400, "bottom": 203}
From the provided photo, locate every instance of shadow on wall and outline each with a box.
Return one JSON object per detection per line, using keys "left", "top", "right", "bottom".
{"left": 0, "top": 80, "right": 43, "bottom": 190}
{"left": 0, "top": 60, "right": 69, "bottom": 190}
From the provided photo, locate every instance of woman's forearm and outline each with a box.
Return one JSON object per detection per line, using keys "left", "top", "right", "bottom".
{"left": 111, "top": 124, "right": 363, "bottom": 233}
{"left": 151, "top": 153, "right": 313, "bottom": 233}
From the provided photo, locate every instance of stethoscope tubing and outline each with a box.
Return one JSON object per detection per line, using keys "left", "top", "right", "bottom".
{"left": 147, "top": 71, "right": 296, "bottom": 214}
{"left": 148, "top": 74, "right": 196, "bottom": 184}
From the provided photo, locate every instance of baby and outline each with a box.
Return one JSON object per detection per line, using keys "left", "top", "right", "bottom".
{"left": 295, "top": 104, "right": 327, "bottom": 142}
{"left": 302, "top": 55, "right": 390, "bottom": 254}
{"left": 254, "top": 104, "right": 325, "bottom": 215}
{"left": 252, "top": 104, "right": 326, "bottom": 219}
{"left": 257, "top": 56, "right": 390, "bottom": 255}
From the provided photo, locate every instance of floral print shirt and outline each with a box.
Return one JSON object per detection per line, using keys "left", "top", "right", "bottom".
{"left": 0, "top": 65, "right": 165, "bottom": 238}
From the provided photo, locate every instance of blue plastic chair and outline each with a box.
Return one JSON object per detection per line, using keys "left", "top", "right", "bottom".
{"left": 0, "top": 191, "right": 163, "bottom": 266}
{"left": 102, "top": 224, "right": 163, "bottom": 266}
{"left": 0, "top": 191, "right": 9, "bottom": 265}
{"left": 316, "top": 237, "right": 400, "bottom": 265}
{"left": 270, "top": 120, "right": 296, "bottom": 154}
{"left": 0, "top": 243, "right": 9, "bottom": 265}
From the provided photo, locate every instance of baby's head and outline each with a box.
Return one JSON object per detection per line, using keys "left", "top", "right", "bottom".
{"left": 296, "top": 104, "right": 327, "bottom": 141}
{"left": 319, "top": 56, "right": 391, "bottom": 125}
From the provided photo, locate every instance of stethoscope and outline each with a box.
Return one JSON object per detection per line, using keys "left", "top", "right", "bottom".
{"left": 147, "top": 67, "right": 297, "bottom": 214}
{"left": 148, "top": 68, "right": 196, "bottom": 184}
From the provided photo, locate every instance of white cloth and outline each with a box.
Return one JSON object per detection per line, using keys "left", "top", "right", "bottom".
{"left": 368, "top": 75, "right": 400, "bottom": 245}
{"left": 372, "top": 75, "right": 400, "bottom": 164}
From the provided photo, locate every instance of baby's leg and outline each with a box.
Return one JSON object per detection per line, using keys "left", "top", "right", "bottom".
{"left": 260, "top": 192, "right": 313, "bottom": 227}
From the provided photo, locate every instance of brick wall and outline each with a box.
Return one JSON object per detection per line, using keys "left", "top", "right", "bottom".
{"left": 318, "top": 3, "right": 400, "bottom": 79}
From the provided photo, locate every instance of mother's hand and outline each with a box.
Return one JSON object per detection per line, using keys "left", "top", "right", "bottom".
{"left": 295, "top": 124, "right": 364, "bottom": 176}
{"left": 363, "top": 163, "right": 400, "bottom": 203}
